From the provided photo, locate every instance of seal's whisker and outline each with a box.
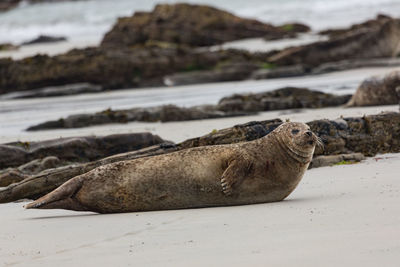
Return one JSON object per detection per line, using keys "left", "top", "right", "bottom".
{"left": 316, "top": 136, "right": 325, "bottom": 151}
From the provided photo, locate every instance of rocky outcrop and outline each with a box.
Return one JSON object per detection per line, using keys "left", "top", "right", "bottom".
{"left": 0, "top": 83, "right": 102, "bottom": 99}
{"left": 347, "top": 70, "right": 400, "bottom": 107}
{"left": 0, "top": 43, "right": 18, "bottom": 51}
{"left": 0, "top": 0, "right": 20, "bottom": 11}
{"left": 319, "top": 14, "right": 391, "bottom": 38}
{"left": 164, "top": 62, "right": 260, "bottom": 86}
{"left": 22, "top": 35, "right": 67, "bottom": 45}
{"left": 0, "top": 0, "right": 82, "bottom": 12}
{"left": 217, "top": 87, "right": 351, "bottom": 112}
{"left": 269, "top": 15, "right": 400, "bottom": 67}
{"left": 0, "top": 44, "right": 270, "bottom": 95}
{"left": 0, "top": 133, "right": 165, "bottom": 169}
{"left": 102, "top": 3, "right": 309, "bottom": 48}
{"left": 26, "top": 88, "right": 350, "bottom": 131}
{"left": 0, "top": 156, "right": 62, "bottom": 187}
{"left": 264, "top": 23, "right": 310, "bottom": 40}
{"left": 26, "top": 105, "right": 254, "bottom": 131}
{"left": 309, "top": 153, "right": 365, "bottom": 169}
{"left": 1, "top": 112, "right": 399, "bottom": 203}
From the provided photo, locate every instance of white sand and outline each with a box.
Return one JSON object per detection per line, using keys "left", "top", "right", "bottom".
{"left": 1, "top": 153, "right": 399, "bottom": 266}
{"left": 0, "top": 38, "right": 100, "bottom": 60}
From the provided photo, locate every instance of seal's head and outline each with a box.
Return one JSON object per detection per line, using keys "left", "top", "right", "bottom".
{"left": 272, "top": 122, "right": 320, "bottom": 163}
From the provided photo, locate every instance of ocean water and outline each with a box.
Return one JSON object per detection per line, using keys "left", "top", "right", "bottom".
{"left": 0, "top": 0, "right": 400, "bottom": 44}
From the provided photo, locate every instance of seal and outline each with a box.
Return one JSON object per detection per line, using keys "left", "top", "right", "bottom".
{"left": 25, "top": 122, "right": 319, "bottom": 213}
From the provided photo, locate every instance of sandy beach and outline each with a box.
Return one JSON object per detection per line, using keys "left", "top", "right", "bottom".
{"left": 1, "top": 1, "right": 400, "bottom": 266}
{"left": 1, "top": 153, "right": 399, "bottom": 266}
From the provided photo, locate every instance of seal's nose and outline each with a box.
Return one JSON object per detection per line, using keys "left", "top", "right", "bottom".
{"left": 305, "top": 131, "right": 313, "bottom": 137}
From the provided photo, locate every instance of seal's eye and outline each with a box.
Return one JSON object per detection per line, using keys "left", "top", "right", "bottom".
{"left": 291, "top": 129, "right": 299, "bottom": 135}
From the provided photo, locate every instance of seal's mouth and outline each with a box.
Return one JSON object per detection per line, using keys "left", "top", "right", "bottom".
{"left": 308, "top": 140, "right": 315, "bottom": 145}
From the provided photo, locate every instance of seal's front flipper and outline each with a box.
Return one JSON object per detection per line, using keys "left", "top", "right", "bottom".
{"left": 221, "top": 155, "right": 253, "bottom": 196}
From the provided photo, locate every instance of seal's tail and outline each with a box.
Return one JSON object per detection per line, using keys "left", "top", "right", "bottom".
{"left": 24, "top": 176, "right": 88, "bottom": 211}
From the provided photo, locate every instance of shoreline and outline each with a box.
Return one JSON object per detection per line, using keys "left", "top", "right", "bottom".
{"left": 1, "top": 104, "right": 398, "bottom": 144}
{"left": 1, "top": 65, "right": 399, "bottom": 144}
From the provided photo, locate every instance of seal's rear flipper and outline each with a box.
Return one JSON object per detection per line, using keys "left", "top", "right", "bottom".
{"left": 24, "top": 176, "right": 88, "bottom": 211}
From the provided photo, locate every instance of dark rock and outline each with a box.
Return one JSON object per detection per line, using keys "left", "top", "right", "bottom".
{"left": 164, "top": 62, "right": 260, "bottom": 86}
{"left": 0, "top": 170, "right": 28, "bottom": 188}
{"left": 0, "top": 0, "right": 19, "bottom": 11}
{"left": 269, "top": 15, "right": 400, "bottom": 67}
{"left": 0, "top": 133, "right": 165, "bottom": 169}
{"left": 0, "top": 0, "right": 83, "bottom": 12}
{"left": 250, "top": 65, "right": 308, "bottom": 79}
{"left": 347, "top": 70, "right": 400, "bottom": 106}
{"left": 319, "top": 14, "right": 391, "bottom": 38}
{"left": 22, "top": 35, "right": 67, "bottom": 45}
{"left": 26, "top": 104, "right": 255, "bottom": 131}
{"left": 264, "top": 23, "right": 311, "bottom": 40}
{"left": 26, "top": 88, "right": 349, "bottom": 131}
{"left": 0, "top": 44, "right": 269, "bottom": 95}
{"left": 309, "top": 112, "right": 400, "bottom": 156}
{"left": 310, "top": 153, "right": 365, "bottom": 168}
{"left": 0, "top": 156, "right": 62, "bottom": 187}
{"left": 179, "top": 119, "right": 283, "bottom": 149}
{"left": 0, "top": 43, "right": 19, "bottom": 51}
{"left": 102, "top": 3, "right": 309, "bottom": 48}
{"left": 311, "top": 58, "right": 400, "bottom": 75}
{"left": 218, "top": 87, "right": 352, "bottom": 112}
{"left": 0, "top": 83, "right": 102, "bottom": 100}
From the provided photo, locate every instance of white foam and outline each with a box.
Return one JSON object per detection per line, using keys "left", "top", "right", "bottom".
{"left": 0, "top": 0, "right": 400, "bottom": 45}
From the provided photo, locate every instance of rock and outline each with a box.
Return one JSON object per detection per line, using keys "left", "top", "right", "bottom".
{"left": 250, "top": 65, "right": 308, "bottom": 79}
{"left": 217, "top": 87, "right": 352, "bottom": 112}
{"left": 264, "top": 23, "right": 311, "bottom": 40}
{"left": 0, "top": 170, "right": 28, "bottom": 188}
{"left": 1, "top": 112, "right": 399, "bottom": 203}
{"left": 0, "top": 83, "right": 102, "bottom": 100}
{"left": 347, "top": 71, "right": 400, "bottom": 107}
{"left": 26, "top": 87, "right": 349, "bottom": 131}
{"left": 319, "top": 14, "right": 391, "bottom": 38}
{"left": 0, "top": 133, "right": 165, "bottom": 169}
{"left": 310, "top": 153, "right": 365, "bottom": 168}
{"left": 0, "top": 0, "right": 19, "bottom": 11}
{"left": 164, "top": 62, "right": 259, "bottom": 86}
{"left": 308, "top": 112, "right": 400, "bottom": 156}
{"left": 0, "top": 156, "right": 62, "bottom": 187}
{"left": 0, "top": 44, "right": 269, "bottom": 95}
{"left": 311, "top": 58, "right": 400, "bottom": 75}
{"left": 0, "top": 43, "right": 19, "bottom": 51}
{"left": 26, "top": 104, "right": 255, "bottom": 131}
{"left": 22, "top": 35, "right": 67, "bottom": 45}
{"left": 0, "top": 0, "right": 83, "bottom": 12}
{"left": 179, "top": 119, "right": 283, "bottom": 149}
{"left": 269, "top": 15, "right": 400, "bottom": 68}
{"left": 102, "top": 3, "right": 309, "bottom": 48}
{"left": 397, "top": 87, "right": 400, "bottom": 108}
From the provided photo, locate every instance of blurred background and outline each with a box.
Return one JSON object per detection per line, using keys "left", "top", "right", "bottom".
{"left": 1, "top": 0, "right": 400, "bottom": 46}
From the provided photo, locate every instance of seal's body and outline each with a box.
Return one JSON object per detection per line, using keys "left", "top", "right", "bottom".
{"left": 25, "top": 122, "right": 318, "bottom": 213}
